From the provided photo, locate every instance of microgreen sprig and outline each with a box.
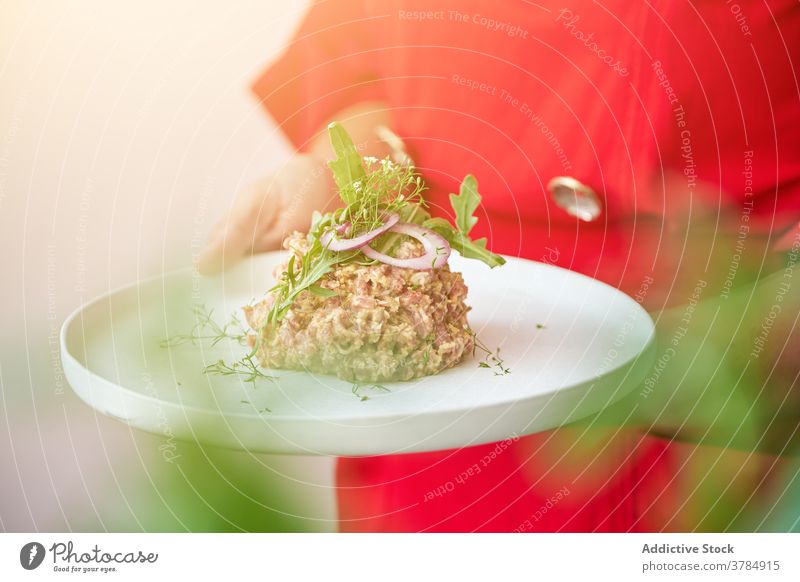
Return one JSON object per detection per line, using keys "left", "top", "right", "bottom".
{"left": 472, "top": 332, "right": 511, "bottom": 376}
{"left": 159, "top": 304, "right": 249, "bottom": 348}
{"left": 161, "top": 305, "right": 277, "bottom": 387}
{"left": 351, "top": 382, "right": 391, "bottom": 401}
{"left": 204, "top": 351, "right": 277, "bottom": 388}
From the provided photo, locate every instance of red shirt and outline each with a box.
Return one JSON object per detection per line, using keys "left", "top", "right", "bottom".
{"left": 253, "top": 0, "right": 800, "bottom": 531}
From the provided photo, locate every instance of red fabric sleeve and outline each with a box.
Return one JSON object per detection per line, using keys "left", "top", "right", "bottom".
{"left": 251, "top": 0, "right": 387, "bottom": 151}
{"left": 660, "top": 0, "right": 800, "bottom": 234}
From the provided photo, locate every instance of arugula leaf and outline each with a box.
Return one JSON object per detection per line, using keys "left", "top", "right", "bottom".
{"left": 424, "top": 217, "right": 506, "bottom": 269}
{"left": 268, "top": 247, "right": 355, "bottom": 323}
{"left": 327, "top": 122, "right": 366, "bottom": 205}
{"left": 423, "top": 176, "right": 505, "bottom": 268}
{"left": 307, "top": 284, "right": 337, "bottom": 298}
{"left": 450, "top": 174, "right": 481, "bottom": 235}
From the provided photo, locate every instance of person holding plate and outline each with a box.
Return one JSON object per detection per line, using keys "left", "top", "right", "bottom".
{"left": 200, "top": 0, "right": 800, "bottom": 531}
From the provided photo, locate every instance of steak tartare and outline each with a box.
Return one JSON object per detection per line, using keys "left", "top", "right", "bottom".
{"left": 244, "top": 233, "right": 474, "bottom": 382}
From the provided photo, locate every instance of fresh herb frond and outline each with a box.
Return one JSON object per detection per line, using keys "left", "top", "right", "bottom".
{"left": 203, "top": 349, "right": 277, "bottom": 387}
{"left": 161, "top": 305, "right": 277, "bottom": 388}
{"left": 342, "top": 157, "right": 426, "bottom": 235}
{"left": 160, "top": 304, "right": 249, "bottom": 348}
{"left": 351, "top": 383, "right": 391, "bottom": 401}
{"left": 471, "top": 331, "right": 511, "bottom": 376}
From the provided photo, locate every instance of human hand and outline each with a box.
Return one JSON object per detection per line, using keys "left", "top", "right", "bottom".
{"left": 198, "top": 153, "right": 336, "bottom": 275}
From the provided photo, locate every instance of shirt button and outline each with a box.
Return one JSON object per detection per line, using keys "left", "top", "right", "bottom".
{"left": 547, "top": 176, "right": 602, "bottom": 222}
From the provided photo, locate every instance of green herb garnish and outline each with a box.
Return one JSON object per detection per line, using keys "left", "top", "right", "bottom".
{"left": 204, "top": 351, "right": 276, "bottom": 387}
{"left": 159, "top": 304, "right": 249, "bottom": 348}
{"left": 161, "top": 304, "right": 277, "bottom": 387}
{"left": 472, "top": 332, "right": 511, "bottom": 376}
{"left": 264, "top": 123, "right": 427, "bottom": 324}
{"left": 265, "top": 123, "right": 504, "bottom": 324}
{"left": 423, "top": 175, "right": 506, "bottom": 269}
{"left": 351, "top": 382, "right": 391, "bottom": 401}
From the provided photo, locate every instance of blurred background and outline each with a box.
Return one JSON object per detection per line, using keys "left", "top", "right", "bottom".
{"left": 0, "top": 0, "right": 338, "bottom": 531}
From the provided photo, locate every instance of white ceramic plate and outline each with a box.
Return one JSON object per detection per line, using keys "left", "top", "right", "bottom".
{"left": 61, "top": 253, "right": 655, "bottom": 456}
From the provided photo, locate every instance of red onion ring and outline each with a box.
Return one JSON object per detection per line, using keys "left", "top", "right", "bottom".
{"left": 320, "top": 213, "right": 399, "bottom": 251}
{"left": 361, "top": 223, "right": 451, "bottom": 269}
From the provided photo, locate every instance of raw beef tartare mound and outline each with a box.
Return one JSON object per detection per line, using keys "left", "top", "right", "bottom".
{"left": 244, "top": 233, "right": 474, "bottom": 382}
